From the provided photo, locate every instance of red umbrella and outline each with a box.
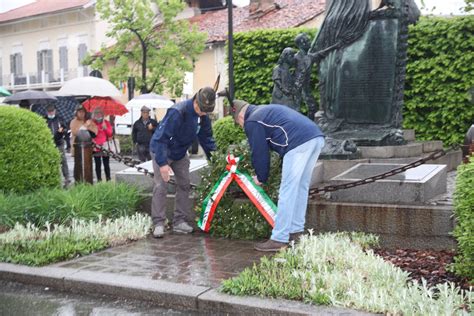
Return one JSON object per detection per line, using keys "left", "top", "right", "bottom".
{"left": 82, "top": 97, "right": 128, "bottom": 116}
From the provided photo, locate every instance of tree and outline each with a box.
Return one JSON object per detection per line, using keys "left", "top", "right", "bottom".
{"left": 465, "top": 0, "right": 473, "bottom": 12}
{"left": 86, "top": 0, "right": 207, "bottom": 95}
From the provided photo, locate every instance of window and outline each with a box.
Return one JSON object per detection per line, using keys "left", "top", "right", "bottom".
{"left": 37, "top": 49, "right": 53, "bottom": 82}
{"left": 78, "top": 43, "right": 88, "bottom": 76}
{"left": 10, "top": 53, "right": 23, "bottom": 75}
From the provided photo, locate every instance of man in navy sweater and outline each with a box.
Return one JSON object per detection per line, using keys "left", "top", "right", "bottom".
{"left": 233, "top": 100, "right": 325, "bottom": 251}
{"left": 150, "top": 87, "right": 217, "bottom": 238}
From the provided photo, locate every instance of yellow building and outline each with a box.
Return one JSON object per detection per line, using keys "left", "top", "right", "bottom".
{"left": 0, "top": 0, "right": 112, "bottom": 92}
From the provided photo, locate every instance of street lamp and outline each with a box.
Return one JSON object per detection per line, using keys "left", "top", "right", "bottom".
{"left": 224, "top": 0, "right": 234, "bottom": 100}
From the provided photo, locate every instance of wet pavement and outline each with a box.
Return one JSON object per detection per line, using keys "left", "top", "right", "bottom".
{"left": 53, "top": 232, "right": 267, "bottom": 288}
{"left": 0, "top": 280, "right": 203, "bottom": 316}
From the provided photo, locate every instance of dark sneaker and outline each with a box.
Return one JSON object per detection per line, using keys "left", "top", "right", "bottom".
{"left": 289, "top": 232, "right": 305, "bottom": 242}
{"left": 254, "top": 239, "right": 288, "bottom": 252}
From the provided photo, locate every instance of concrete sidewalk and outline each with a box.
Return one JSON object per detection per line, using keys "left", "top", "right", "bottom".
{"left": 0, "top": 232, "right": 372, "bottom": 315}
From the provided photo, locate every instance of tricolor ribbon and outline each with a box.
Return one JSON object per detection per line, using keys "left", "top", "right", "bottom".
{"left": 198, "top": 154, "right": 278, "bottom": 232}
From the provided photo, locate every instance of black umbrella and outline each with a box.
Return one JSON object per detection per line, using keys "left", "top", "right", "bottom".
{"left": 31, "top": 96, "right": 78, "bottom": 123}
{"left": 4, "top": 90, "right": 57, "bottom": 105}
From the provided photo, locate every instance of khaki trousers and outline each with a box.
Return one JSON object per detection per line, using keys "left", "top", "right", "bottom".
{"left": 151, "top": 153, "right": 191, "bottom": 226}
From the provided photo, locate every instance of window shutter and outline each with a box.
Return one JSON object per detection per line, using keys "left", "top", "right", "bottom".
{"left": 47, "top": 49, "right": 53, "bottom": 76}
{"left": 10, "top": 54, "right": 14, "bottom": 74}
{"left": 37, "top": 51, "right": 42, "bottom": 75}
{"left": 17, "top": 54, "right": 23, "bottom": 75}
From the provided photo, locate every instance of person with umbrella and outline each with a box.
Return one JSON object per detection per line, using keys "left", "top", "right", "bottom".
{"left": 91, "top": 107, "right": 113, "bottom": 182}
{"left": 132, "top": 106, "right": 158, "bottom": 162}
{"left": 44, "top": 103, "right": 70, "bottom": 188}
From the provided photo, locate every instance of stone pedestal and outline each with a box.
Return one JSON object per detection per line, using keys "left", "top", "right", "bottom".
{"left": 330, "top": 163, "right": 447, "bottom": 204}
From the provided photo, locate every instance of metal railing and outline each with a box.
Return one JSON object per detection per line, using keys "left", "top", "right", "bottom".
{"left": 2, "top": 67, "right": 90, "bottom": 90}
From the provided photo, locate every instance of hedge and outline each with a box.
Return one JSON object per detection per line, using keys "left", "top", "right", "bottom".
{"left": 451, "top": 157, "right": 474, "bottom": 282}
{"left": 0, "top": 107, "right": 60, "bottom": 193}
{"left": 232, "top": 16, "right": 474, "bottom": 145}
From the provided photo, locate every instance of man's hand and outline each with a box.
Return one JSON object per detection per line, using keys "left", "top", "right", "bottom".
{"left": 160, "top": 165, "right": 172, "bottom": 182}
{"left": 252, "top": 175, "right": 262, "bottom": 186}
{"left": 147, "top": 123, "right": 154, "bottom": 131}
{"left": 58, "top": 126, "right": 64, "bottom": 133}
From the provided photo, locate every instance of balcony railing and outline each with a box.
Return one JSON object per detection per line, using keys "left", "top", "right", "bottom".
{"left": 1, "top": 67, "right": 90, "bottom": 90}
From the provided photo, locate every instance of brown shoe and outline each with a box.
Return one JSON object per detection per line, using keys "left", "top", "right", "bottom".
{"left": 289, "top": 232, "right": 305, "bottom": 242}
{"left": 254, "top": 239, "right": 288, "bottom": 252}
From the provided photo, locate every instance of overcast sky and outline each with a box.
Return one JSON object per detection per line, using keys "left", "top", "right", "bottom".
{"left": 0, "top": 0, "right": 468, "bottom": 15}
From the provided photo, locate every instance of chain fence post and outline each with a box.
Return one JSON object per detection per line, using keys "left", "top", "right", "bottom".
{"left": 73, "top": 129, "right": 94, "bottom": 184}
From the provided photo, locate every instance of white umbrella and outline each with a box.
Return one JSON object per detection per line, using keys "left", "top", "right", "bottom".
{"left": 58, "top": 76, "right": 121, "bottom": 97}
{"left": 4, "top": 90, "right": 57, "bottom": 105}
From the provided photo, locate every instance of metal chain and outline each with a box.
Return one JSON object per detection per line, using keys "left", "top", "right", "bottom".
{"left": 308, "top": 148, "right": 447, "bottom": 196}
{"left": 94, "top": 143, "right": 457, "bottom": 195}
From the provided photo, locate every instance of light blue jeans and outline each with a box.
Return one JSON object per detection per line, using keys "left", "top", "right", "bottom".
{"left": 271, "top": 136, "right": 325, "bottom": 243}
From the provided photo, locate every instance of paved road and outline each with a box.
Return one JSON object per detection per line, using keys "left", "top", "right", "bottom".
{"left": 0, "top": 280, "right": 204, "bottom": 316}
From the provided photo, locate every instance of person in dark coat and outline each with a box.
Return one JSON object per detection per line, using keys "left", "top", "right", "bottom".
{"left": 44, "top": 103, "right": 70, "bottom": 187}
{"left": 149, "top": 87, "right": 217, "bottom": 238}
{"left": 132, "top": 106, "right": 158, "bottom": 162}
{"left": 232, "top": 101, "right": 325, "bottom": 252}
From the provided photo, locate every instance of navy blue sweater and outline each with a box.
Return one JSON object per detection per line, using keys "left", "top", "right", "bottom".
{"left": 244, "top": 104, "right": 324, "bottom": 183}
{"left": 150, "top": 98, "right": 216, "bottom": 166}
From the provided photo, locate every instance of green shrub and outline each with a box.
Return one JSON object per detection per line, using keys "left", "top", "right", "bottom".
{"left": 115, "top": 134, "right": 133, "bottom": 155}
{"left": 451, "top": 157, "right": 474, "bottom": 281}
{"left": 196, "top": 141, "right": 280, "bottom": 240}
{"left": 233, "top": 28, "right": 317, "bottom": 107}
{"left": 212, "top": 116, "right": 246, "bottom": 149}
{"left": 0, "top": 182, "right": 142, "bottom": 228}
{"left": 0, "top": 107, "right": 61, "bottom": 193}
{"left": 232, "top": 17, "right": 474, "bottom": 145}
{"left": 222, "top": 232, "right": 472, "bottom": 315}
{"left": 404, "top": 16, "right": 474, "bottom": 145}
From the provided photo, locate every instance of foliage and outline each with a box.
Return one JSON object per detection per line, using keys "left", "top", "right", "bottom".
{"left": 0, "top": 107, "right": 60, "bottom": 194}
{"left": 0, "top": 182, "right": 142, "bottom": 228}
{"left": 404, "top": 16, "right": 474, "bottom": 145}
{"left": 465, "top": 0, "right": 474, "bottom": 12}
{"left": 451, "top": 157, "right": 474, "bottom": 281}
{"left": 232, "top": 17, "right": 474, "bottom": 145}
{"left": 212, "top": 116, "right": 246, "bottom": 150}
{"left": 0, "top": 213, "right": 152, "bottom": 266}
{"left": 233, "top": 28, "right": 317, "bottom": 107}
{"left": 195, "top": 141, "right": 281, "bottom": 240}
{"left": 222, "top": 232, "right": 473, "bottom": 315}
{"left": 116, "top": 134, "right": 133, "bottom": 155}
{"left": 86, "top": 0, "right": 206, "bottom": 95}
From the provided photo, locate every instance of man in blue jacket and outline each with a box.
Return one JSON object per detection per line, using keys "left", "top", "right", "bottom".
{"left": 233, "top": 100, "right": 325, "bottom": 251}
{"left": 150, "top": 87, "right": 217, "bottom": 238}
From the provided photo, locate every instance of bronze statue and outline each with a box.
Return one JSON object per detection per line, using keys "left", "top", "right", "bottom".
{"left": 271, "top": 47, "right": 299, "bottom": 110}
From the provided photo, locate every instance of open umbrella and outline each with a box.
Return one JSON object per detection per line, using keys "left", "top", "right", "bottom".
{"left": 31, "top": 96, "right": 79, "bottom": 123}
{"left": 58, "top": 76, "right": 121, "bottom": 97}
{"left": 0, "top": 87, "right": 11, "bottom": 97}
{"left": 133, "top": 93, "right": 169, "bottom": 100}
{"left": 83, "top": 96, "right": 128, "bottom": 116}
{"left": 4, "top": 90, "right": 57, "bottom": 105}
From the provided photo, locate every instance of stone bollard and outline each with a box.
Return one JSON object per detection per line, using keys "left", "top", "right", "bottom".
{"left": 74, "top": 129, "right": 94, "bottom": 184}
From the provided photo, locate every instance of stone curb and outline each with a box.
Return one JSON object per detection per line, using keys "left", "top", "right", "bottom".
{"left": 0, "top": 262, "right": 373, "bottom": 315}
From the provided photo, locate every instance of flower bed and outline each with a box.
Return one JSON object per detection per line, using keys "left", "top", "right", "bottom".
{"left": 222, "top": 232, "right": 472, "bottom": 315}
{"left": 0, "top": 213, "right": 152, "bottom": 266}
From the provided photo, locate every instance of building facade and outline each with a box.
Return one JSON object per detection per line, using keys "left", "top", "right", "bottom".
{"left": 0, "top": 0, "right": 111, "bottom": 92}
